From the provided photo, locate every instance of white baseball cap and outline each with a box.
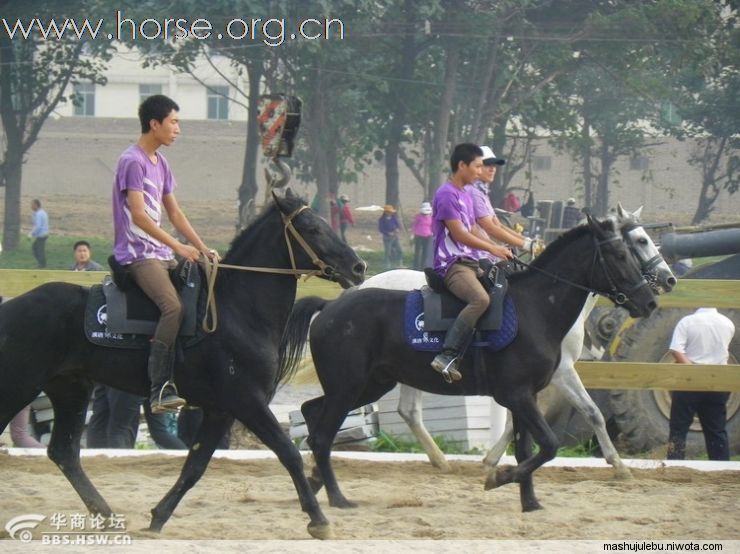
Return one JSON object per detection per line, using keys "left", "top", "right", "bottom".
{"left": 480, "top": 145, "right": 506, "bottom": 166}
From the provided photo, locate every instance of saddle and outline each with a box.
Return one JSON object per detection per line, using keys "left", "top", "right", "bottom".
{"left": 404, "top": 260, "right": 518, "bottom": 353}
{"left": 421, "top": 259, "right": 511, "bottom": 332}
{"left": 83, "top": 258, "right": 207, "bottom": 349}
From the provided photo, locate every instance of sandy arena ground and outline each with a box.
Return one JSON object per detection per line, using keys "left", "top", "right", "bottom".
{"left": 0, "top": 451, "right": 738, "bottom": 542}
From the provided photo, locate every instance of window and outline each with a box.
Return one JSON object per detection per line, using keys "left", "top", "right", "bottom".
{"left": 73, "top": 83, "right": 95, "bottom": 116}
{"left": 532, "top": 155, "right": 551, "bottom": 171}
{"left": 207, "top": 86, "right": 229, "bottom": 120}
{"left": 630, "top": 156, "right": 649, "bottom": 170}
{"left": 139, "top": 84, "right": 163, "bottom": 103}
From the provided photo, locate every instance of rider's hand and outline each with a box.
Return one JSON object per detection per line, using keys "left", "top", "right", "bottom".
{"left": 202, "top": 248, "right": 221, "bottom": 262}
{"left": 490, "top": 244, "right": 513, "bottom": 260}
{"left": 174, "top": 242, "right": 201, "bottom": 262}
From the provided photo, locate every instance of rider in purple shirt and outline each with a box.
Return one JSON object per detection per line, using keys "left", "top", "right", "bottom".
{"left": 113, "top": 95, "right": 217, "bottom": 413}
{"left": 430, "top": 143, "right": 512, "bottom": 383}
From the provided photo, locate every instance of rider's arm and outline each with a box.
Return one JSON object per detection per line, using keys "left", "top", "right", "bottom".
{"left": 126, "top": 190, "right": 201, "bottom": 262}
{"left": 477, "top": 215, "right": 531, "bottom": 249}
{"left": 162, "top": 193, "right": 214, "bottom": 259}
{"left": 446, "top": 219, "right": 512, "bottom": 259}
{"left": 670, "top": 350, "right": 691, "bottom": 364}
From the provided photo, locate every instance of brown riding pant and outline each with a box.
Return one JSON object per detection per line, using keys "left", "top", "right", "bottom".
{"left": 443, "top": 261, "right": 490, "bottom": 328}
{"left": 129, "top": 259, "right": 182, "bottom": 347}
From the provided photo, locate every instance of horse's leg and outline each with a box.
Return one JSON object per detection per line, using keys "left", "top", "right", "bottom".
{"left": 44, "top": 377, "right": 113, "bottom": 516}
{"left": 485, "top": 393, "right": 558, "bottom": 512}
{"left": 552, "top": 367, "right": 631, "bottom": 479}
{"left": 304, "top": 380, "right": 395, "bottom": 509}
{"left": 397, "top": 384, "right": 450, "bottom": 471}
{"left": 233, "top": 399, "right": 333, "bottom": 540}
{"left": 149, "top": 409, "right": 232, "bottom": 532}
{"left": 482, "top": 410, "right": 514, "bottom": 468}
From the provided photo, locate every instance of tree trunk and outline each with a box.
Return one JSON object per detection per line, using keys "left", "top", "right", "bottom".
{"left": 427, "top": 41, "right": 460, "bottom": 195}
{"left": 691, "top": 137, "right": 726, "bottom": 224}
{"left": 236, "top": 61, "right": 263, "bottom": 230}
{"left": 582, "top": 117, "right": 593, "bottom": 211}
{"left": 1, "top": 146, "right": 22, "bottom": 251}
{"left": 595, "top": 139, "right": 612, "bottom": 217}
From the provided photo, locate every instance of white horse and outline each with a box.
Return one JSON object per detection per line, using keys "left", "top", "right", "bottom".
{"left": 357, "top": 205, "right": 676, "bottom": 478}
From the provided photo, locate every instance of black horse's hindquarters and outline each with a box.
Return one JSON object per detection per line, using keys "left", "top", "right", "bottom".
{"left": 287, "top": 220, "right": 656, "bottom": 512}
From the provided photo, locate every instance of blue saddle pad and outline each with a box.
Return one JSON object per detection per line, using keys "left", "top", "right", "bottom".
{"left": 404, "top": 290, "right": 517, "bottom": 352}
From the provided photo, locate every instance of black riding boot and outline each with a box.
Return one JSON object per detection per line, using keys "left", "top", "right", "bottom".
{"left": 148, "top": 339, "right": 186, "bottom": 414}
{"left": 431, "top": 318, "right": 475, "bottom": 383}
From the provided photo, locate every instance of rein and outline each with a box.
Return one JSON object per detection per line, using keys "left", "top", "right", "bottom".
{"left": 198, "top": 205, "right": 338, "bottom": 333}
{"left": 513, "top": 233, "right": 648, "bottom": 305}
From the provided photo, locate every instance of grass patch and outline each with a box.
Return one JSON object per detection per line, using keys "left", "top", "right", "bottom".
{"left": 371, "top": 431, "right": 483, "bottom": 456}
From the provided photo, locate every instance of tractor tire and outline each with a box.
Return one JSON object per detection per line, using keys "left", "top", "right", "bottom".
{"left": 606, "top": 307, "right": 740, "bottom": 456}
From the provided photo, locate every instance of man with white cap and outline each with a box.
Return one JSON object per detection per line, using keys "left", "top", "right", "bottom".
{"left": 465, "top": 146, "right": 534, "bottom": 258}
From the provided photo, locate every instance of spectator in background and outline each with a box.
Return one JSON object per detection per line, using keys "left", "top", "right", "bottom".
{"left": 29, "top": 199, "right": 49, "bottom": 268}
{"left": 667, "top": 307, "right": 735, "bottom": 461}
{"left": 69, "top": 240, "right": 104, "bottom": 271}
{"left": 412, "top": 201, "right": 434, "bottom": 270}
{"left": 502, "top": 191, "right": 521, "bottom": 213}
{"left": 9, "top": 405, "right": 45, "bottom": 448}
{"left": 178, "top": 408, "right": 230, "bottom": 449}
{"left": 338, "top": 194, "right": 355, "bottom": 244}
{"left": 378, "top": 204, "right": 403, "bottom": 269}
{"left": 561, "top": 197, "right": 581, "bottom": 229}
{"left": 329, "top": 198, "right": 340, "bottom": 233}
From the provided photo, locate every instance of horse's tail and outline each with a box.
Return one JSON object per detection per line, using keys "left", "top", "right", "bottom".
{"left": 276, "top": 295, "right": 329, "bottom": 386}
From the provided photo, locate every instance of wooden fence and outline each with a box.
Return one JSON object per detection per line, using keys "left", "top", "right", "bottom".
{"left": 1, "top": 269, "right": 738, "bottom": 391}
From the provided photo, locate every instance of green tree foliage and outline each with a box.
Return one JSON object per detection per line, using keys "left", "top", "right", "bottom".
{"left": 0, "top": 0, "right": 113, "bottom": 250}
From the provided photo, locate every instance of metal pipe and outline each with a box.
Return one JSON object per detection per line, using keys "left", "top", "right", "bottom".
{"left": 660, "top": 228, "right": 740, "bottom": 259}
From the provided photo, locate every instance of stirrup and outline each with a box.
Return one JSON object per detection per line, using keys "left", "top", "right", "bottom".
{"left": 431, "top": 356, "right": 462, "bottom": 383}
{"left": 151, "top": 382, "right": 186, "bottom": 414}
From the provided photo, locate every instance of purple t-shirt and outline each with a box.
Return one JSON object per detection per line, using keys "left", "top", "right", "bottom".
{"left": 466, "top": 182, "right": 500, "bottom": 262}
{"left": 112, "top": 144, "right": 176, "bottom": 265}
{"left": 432, "top": 182, "right": 478, "bottom": 276}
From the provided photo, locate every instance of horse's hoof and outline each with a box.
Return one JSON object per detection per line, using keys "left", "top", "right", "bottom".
{"left": 307, "top": 522, "right": 334, "bottom": 540}
{"left": 485, "top": 465, "right": 514, "bottom": 490}
{"left": 522, "top": 501, "right": 543, "bottom": 512}
{"left": 484, "top": 470, "right": 500, "bottom": 490}
{"left": 614, "top": 466, "right": 633, "bottom": 481}
{"left": 329, "top": 496, "right": 357, "bottom": 509}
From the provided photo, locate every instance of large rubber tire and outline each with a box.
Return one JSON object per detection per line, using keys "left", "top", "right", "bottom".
{"left": 606, "top": 307, "right": 740, "bottom": 456}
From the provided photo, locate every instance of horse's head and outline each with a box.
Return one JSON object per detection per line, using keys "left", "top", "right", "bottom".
{"left": 615, "top": 203, "right": 677, "bottom": 294}
{"left": 587, "top": 216, "right": 658, "bottom": 318}
{"left": 273, "top": 190, "right": 366, "bottom": 288}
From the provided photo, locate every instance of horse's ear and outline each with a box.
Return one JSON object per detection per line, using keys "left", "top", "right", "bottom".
{"left": 272, "top": 189, "right": 288, "bottom": 214}
{"left": 617, "top": 203, "right": 627, "bottom": 221}
{"left": 284, "top": 187, "right": 297, "bottom": 200}
{"left": 633, "top": 205, "right": 643, "bottom": 221}
{"left": 587, "top": 214, "right": 606, "bottom": 238}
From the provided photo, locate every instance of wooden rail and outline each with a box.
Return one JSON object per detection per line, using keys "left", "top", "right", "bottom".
{"left": 1, "top": 270, "right": 737, "bottom": 392}
{"left": 575, "top": 361, "right": 740, "bottom": 392}
{"left": 0, "top": 269, "right": 344, "bottom": 300}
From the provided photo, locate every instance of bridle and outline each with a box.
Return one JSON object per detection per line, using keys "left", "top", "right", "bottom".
{"left": 621, "top": 224, "right": 665, "bottom": 291}
{"left": 198, "top": 205, "right": 341, "bottom": 332}
{"left": 513, "top": 231, "right": 651, "bottom": 306}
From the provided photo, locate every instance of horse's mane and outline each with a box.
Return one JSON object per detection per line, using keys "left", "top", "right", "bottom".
{"left": 523, "top": 218, "right": 617, "bottom": 272}
{"left": 222, "top": 194, "right": 307, "bottom": 264}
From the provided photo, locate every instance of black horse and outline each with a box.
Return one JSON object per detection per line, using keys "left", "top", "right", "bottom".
{"left": 0, "top": 191, "right": 365, "bottom": 539}
{"left": 279, "top": 217, "right": 657, "bottom": 513}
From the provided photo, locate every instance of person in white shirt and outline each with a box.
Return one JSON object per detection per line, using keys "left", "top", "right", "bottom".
{"left": 667, "top": 307, "right": 735, "bottom": 460}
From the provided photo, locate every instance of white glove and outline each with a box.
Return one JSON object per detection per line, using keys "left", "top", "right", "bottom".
{"left": 522, "top": 236, "right": 533, "bottom": 251}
